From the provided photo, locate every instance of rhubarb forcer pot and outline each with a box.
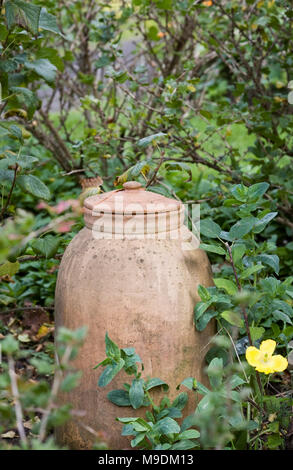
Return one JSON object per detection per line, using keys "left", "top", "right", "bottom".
{"left": 55, "top": 181, "right": 214, "bottom": 449}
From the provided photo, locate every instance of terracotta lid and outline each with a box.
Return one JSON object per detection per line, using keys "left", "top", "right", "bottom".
{"left": 84, "top": 181, "right": 181, "bottom": 215}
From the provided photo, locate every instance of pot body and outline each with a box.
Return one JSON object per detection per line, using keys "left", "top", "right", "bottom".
{"left": 55, "top": 226, "right": 214, "bottom": 449}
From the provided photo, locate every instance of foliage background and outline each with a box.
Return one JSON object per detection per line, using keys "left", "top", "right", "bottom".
{"left": 0, "top": 0, "right": 292, "bottom": 450}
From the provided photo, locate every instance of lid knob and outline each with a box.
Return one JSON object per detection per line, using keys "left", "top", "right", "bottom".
{"left": 123, "top": 181, "right": 143, "bottom": 190}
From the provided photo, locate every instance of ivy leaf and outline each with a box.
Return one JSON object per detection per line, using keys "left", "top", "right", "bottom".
{"left": 17, "top": 174, "right": 51, "bottom": 200}
{"left": 0, "top": 261, "right": 20, "bottom": 277}
{"left": 31, "top": 235, "right": 60, "bottom": 258}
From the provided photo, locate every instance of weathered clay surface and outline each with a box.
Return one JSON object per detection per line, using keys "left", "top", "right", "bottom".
{"left": 55, "top": 226, "right": 214, "bottom": 449}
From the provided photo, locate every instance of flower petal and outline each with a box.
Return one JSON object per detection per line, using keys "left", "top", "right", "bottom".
{"left": 271, "top": 355, "right": 288, "bottom": 372}
{"left": 259, "top": 339, "right": 276, "bottom": 356}
{"left": 246, "top": 346, "right": 261, "bottom": 367}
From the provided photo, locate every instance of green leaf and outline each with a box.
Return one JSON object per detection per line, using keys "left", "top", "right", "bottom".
{"left": 199, "top": 243, "right": 226, "bottom": 255}
{"left": 200, "top": 219, "right": 222, "bottom": 239}
{"left": 0, "top": 260, "right": 20, "bottom": 276}
{"left": 171, "top": 392, "right": 188, "bottom": 411}
{"left": 250, "top": 327, "right": 265, "bottom": 342}
{"left": 240, "top": 264, "right": 264, "bottom": 279}
{"left": 131, "top": 433, "right": 146, "bottom": 447}
{"left": 164, "top": 162, "right": 192, "bottom": 181}
{"left": 98, "top": 359, "right": 125, "bottom": 387}
{"left": 213, "top": 278, "right": 238, "bottom": 295}
{"left": 105, "top": 332, "right": 121, "bottom": 362}
{"left": 24, "top": 59, "right": 57, "bottom": 83}
{"left": 178, "top": 429, "right": 200, "bottom": 440}
{"left": 107, "top": 389, "right": 131, "bottom": 406}
{"left": 254, "top": 254, "right": 279, "bottom": 274}
{"left": 170, "top": 439, "right": 198, "bottom": 450}
{"left": 145, "top": 378, "right": 169, "bottom": 391}
{"left": 253, "top": 212, "right": 278, "bottom": 234}
{"left": 231, "top": 244, "right": 246, "bottom": 264}
{"left": 221, "top": 310, "right": 244, "bottom": 328}
{"left": 1, "top": 334, "right": 19, "bottom": 354}
{"left": 39, "top": 8, "right": 61, "bottom": 34}
{"left": 14, "top": 1, "right": 42, "bottom": 34}
{"left": 197, "top": 285, "right": 211, "bottom": 302}
{"left": 207, "top": 357, "right": 224, "bottom": 389}
{"left": 229, "top": 217, "right": 256, "bottom": 239}
{"left": 61, "top": 371, "right": 82, "bottom": 392}
{"left": 5, "top": 1, "right": 16, "bottom": 29}
{"left": 31, "top": 235, "right": 60, "bottom": 258}
{"left": 247, "top": 182, "right": 269, "bottom": 201}
{"left": 153, "top": 417, "right": 180, "bottom": 436}
{"left": 137, "top": 132, "right": 167, "bottom": 148}
{"left": 17, "top": 174, "right": 51, "bottom": 200}
{"left": 129, "top": 379, "right": 145, "bottom": 409}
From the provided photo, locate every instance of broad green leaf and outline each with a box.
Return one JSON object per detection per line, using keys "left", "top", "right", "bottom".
{"left": 200, "top": 219, "right": 222, "bottom": 239}
{"left": 31, "top": 236, "right": 59, "bottom": 258}
{"left": 24, "top": 59, "right": 57, "bottom": 83}
{"left": 254, "top": 254, "right": 279, "bottom": 274}
{"left": 231, "top": 244, "right": 246, "bottom": 264}
{"left": 0, "top": 260, "right": 20, "bottom": 276}
{"left": 98, "top": 359, "right": 125, "bottom": 387}
{"left": 171, "top": 392, "right": 188, "bottom": 411}
{"left": 131, "top": 433, "right": 146, "bottom": 447}
{"left": 207, "top": 357, "right": 224, "bottom": 389}
{"left": 221, "top": 310, "right": 244, "bottom": 328}
{"left": 230, "top": 184, "right": 248, "bottom": 202}
{"left": 197, "top": 284, "right": 211, "bottom": 302}
{"left": 39, "top": 8, "right": 61, "bottom": 34}
{"left": 13, "top": 1, "right": 42, "bottom": 34}
{"left": 145, "top": 378, "right": 169, "bottom": 391}
{"left": 107, "top": 389, "right": 131, "bottom": 407}
{"left": 153, "top": 417, "right": 180, "bottom": 435}
{"left": 60, "top": 371, "right": 82, "bottom": 392}
{"left": 199, "top": 243, "right": 226, "bottom": 255}
{"left": 17, "top": 174, "right": 51, "bottom": 200}
{"left": 229, "top": 217, "right": 256, "bottom": 239}
{"left": 164, "top": 162, "right": 192, "bottom": 181}
{"left": 170, "top": 439, "right": 198, "bottom": 450}
{"left": 178, "top": 429, "right": 200, "bottom": 440}
{"left": 240, "top": 264, "right": 264, "bottom": 279}
{"left": 247, "top": 182, "right": 269, "bottom": 200}
{"left": 250, "top": 326, "right": 265, "bottom": 342}
{"left": 137, "top": 132, "right": 167, "bottom": 148}
{"left": 253, "top": 212, "right": 278, "bottom": 234}
{"left": 105, "top": 332, "right": 121, "bottom": 362}
{"left": 214, "top": 278, "right": 238, "bottom": 295}
{"left": 129, "top": 379, "right": 144, "bottom": 409}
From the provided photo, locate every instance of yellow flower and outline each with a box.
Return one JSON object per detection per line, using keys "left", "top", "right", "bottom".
{"left": 246, "top": 339, "right": 288, "bottom": 375}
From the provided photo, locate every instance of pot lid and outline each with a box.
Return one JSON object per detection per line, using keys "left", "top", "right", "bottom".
{"left": 84, "top": 181, "right": 182, "bottom": 215}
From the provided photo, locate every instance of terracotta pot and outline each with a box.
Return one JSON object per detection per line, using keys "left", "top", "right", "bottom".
{"left": 55, "top": 181, "right": 214, "bottom": 449}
